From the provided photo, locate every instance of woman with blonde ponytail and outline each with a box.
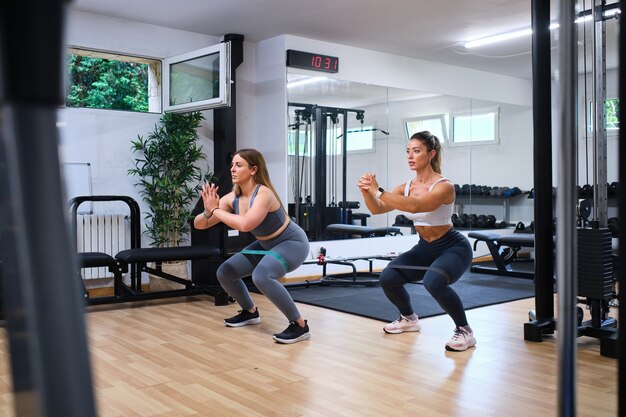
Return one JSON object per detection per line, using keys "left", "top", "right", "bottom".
{"left": 358, "top": 131, "right": 475, "bottom": 352}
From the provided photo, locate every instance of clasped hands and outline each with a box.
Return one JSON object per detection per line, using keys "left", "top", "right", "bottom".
{"left": 358, "top": 172, "right": 379, "bottom": 197}
{"left": 201, "top": 182, "right": 220, "bottom": 214}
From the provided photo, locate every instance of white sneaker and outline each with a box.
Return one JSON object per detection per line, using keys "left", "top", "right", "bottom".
{"left": 383, "top": 316, "right": 421, "bottom": 334}
{"left": 445, "top": 327, "right": 476, "bottom": 351}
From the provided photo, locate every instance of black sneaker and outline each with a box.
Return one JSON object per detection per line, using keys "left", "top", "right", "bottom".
{"left": 272, "top": 320, "right": 311, "bottom": 344}
{"left": 224, "top": 308, "right": 261, "bottom": 327}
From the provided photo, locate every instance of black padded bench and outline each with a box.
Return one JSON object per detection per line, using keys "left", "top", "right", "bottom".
{"left": 115, "top": 245, "right": 224, "bottom": 292}
{"left": 71, "top": 195, "right": 231, "bottom": 306}
{"left": 468, "top": 231, "right": 536, "bottom": 279}
{"left": 77, "top": 252, "right": 126, "bottom": 299}
{"left": 326, "top": 224, "right": 402, "bottom": 238}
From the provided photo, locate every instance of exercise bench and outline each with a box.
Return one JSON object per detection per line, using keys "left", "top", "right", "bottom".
{"left": 71, "top": 195, "right": 230, "bottom": 306}
{"left": 326, "top": 223, "right": 402, "bottom": 239}
{"left": 468, "top": 231, "right": 536, "bottom": 279}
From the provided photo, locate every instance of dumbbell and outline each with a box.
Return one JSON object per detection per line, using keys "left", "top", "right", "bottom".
{"left": 608, "top": 217, "right": 619, "bottom": 237}
{"left": 486, "top": 215, "right": 496, "bottom": 228}
{"left": 476, "top": 215, "right": 487, "bottom": 228}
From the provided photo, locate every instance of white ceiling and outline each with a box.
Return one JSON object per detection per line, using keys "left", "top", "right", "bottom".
{"left": 72, "top": 0, "right": 620, "bottom": 81}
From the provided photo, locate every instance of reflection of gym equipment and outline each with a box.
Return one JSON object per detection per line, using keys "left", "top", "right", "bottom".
{"left": 288, "top": 103, "right": 390, "bottom": 240}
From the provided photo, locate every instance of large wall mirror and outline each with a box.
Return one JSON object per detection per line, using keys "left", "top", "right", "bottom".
{"left": 286, "top": 72, "right": 534, "bottom": 242}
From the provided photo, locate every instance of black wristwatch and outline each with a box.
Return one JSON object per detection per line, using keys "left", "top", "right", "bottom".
{"left": 375, "top": 187, "right": 384, "bottom": 198}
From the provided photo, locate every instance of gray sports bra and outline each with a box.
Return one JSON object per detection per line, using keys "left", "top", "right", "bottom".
{"left": 233, "top": 184, "right": 287, "bottom": 237}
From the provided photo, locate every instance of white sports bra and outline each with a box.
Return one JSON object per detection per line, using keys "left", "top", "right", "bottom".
{"left": 402, "top": 177, "right": 454, "bottom": 226}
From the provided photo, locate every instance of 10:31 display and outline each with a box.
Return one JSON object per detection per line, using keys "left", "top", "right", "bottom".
{"left": 286, "top": 49, "right": 339, "bottom": 73}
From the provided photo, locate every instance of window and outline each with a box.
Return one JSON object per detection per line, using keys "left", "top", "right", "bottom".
{"left": 587, "top": 98, "right": 620, "bottom": 133}
{"left": 344, "top": 127, "right": 375, "bottom": 152}
{"left": 404, "top": 115, "right": 448, "bottom": 143}
{"left": 66, "top": 48, "right": 161, "bottom": 113}
{"left": 163, "top": 43, "right": 231, "bottom": 113}
{"left": 451, "top": 108, "right": 499, "bottom": 144}
{"left": 288, "top": 125, "right": 375, "bottom": 156}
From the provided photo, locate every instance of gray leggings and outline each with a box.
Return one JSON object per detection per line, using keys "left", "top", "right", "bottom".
{"left": 216, "top": 221, "right": 310, "bottom": 322}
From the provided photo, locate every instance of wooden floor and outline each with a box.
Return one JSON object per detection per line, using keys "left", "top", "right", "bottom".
{"left": 0, "top": 293, "right": 618, "bottom": 417}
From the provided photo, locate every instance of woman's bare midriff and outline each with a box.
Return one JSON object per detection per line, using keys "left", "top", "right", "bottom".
{"left": 415, "top": 224, "right": 453, "bottom": 242}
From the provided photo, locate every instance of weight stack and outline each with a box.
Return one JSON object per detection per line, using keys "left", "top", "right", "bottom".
{"left": 577, "top": 228, "right": 613, "bottom": 300}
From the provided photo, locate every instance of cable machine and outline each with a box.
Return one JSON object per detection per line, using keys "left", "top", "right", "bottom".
{"left": 288, "top": 103, "right": 371, "bottom": 240}
{"left": 526, "top": 0, "right": 620, "bottom": 373}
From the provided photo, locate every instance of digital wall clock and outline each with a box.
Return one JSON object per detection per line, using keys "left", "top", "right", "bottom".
{"left": 286, "top": 49, "right": 339, "bottom": 73}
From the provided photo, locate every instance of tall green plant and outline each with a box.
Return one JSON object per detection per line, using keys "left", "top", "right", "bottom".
{"left": 129, "top": 112, "right": 214, "bottom": 247}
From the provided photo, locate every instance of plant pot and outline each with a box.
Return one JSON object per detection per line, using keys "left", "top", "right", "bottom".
{"left": 149, "top": 260, "right": 189, "bottom": 292}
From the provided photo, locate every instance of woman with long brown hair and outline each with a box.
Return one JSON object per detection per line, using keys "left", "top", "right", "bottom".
{"left": 194, "top": 149, "right": 311, "bottom": 344}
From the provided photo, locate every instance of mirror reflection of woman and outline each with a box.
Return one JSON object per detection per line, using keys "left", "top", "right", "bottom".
{"left": 358, "top": 131, "right": 475, "bottom": 352}
{"left": 194, "top": 149, "right": 311, "bottom": 344}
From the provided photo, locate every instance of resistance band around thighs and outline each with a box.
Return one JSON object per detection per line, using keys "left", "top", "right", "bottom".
{"left": 388, "top": 264, "right": 453, "bottom": 284}
{"left": 240, "top": 249, "right": 290, "bottom": 271}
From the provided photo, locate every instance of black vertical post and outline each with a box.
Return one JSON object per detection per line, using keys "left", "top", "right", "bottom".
{"left": 0, "top": 1, "right": 97, "bottom": 416}
{"left": 525, "top": 0, "right": 556, "bottom": 342}
{"left": 191, "top": 34, "right": 243, "bottom": 304}
{"left": 341, "top": 110, "right": 348, "bottom": 223}
{"left": 213, "top": 34, "right": 244, "bottom": 192}
{"left": 314, "top": 107, "right": 327, "bottom": 239}
{"left": 618, "top": 0, "right": 625, "bottom": 413}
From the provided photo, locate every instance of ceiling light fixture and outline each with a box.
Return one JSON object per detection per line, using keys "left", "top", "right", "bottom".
{"left": 463, "top": 7, "right": 620, "bottom": 49}
{"left": 287, "top": 76, "right": 328, "bottom": 89}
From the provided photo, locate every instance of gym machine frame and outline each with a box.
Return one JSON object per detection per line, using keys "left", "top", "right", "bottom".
{"left": 288, "top": 103, "right": 366, "bottom": 240}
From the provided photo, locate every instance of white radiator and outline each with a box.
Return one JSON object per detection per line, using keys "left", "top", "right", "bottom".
{"left": 76, "top": 214, "right": 129, "bottom": 279}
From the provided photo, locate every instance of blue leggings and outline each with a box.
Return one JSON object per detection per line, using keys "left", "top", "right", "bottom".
{"left": 216, "top": 222, "right": 310, "bottom": 322}
{"left": 380, "top": 228, "right": 473, "bottom": 327}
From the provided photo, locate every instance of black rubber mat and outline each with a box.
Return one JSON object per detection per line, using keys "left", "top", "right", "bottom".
{"left": 286, "top": 271, "right": 536, "bottom": 322}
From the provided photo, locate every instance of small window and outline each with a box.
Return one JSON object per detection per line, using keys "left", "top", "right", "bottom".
{"left": 345, "top": 127, "right": 375, "bottom": 152}
{"left": 587, "top": 98, "right": 620, "bottom": 133}
{"left": 163, "top": 43, "right": 231, "bottom": 113}
{"left": 404, "top": 115, "right": 448, "bottom": 143}
{"left": 288, "top": 125, "right": 376, "bottom": 156}
{"left": 66, "top": 48, "right": 161, "bottom": 113}
{"left": 451, "top": 108, "right": 499, "bottom": 145}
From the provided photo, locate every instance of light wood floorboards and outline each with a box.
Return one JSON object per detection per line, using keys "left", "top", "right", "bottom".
{"left": 0, "top": 293, "right": 618, "bottom": 417}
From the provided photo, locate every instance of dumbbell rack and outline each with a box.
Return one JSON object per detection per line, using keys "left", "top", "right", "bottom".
{"left": 455, "top": 193, "right": 528, "bottom": 225}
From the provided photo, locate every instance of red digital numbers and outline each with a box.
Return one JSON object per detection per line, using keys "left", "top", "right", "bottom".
{"left": 311, "top": 56, "right": 336, "bottom": 70}
{"left": 288, "top": 50, "right": 339, "bottom": 73}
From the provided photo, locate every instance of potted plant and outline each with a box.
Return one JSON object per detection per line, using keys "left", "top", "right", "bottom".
{"left": 129, "top": 111, "right": 214, "bottom": 290}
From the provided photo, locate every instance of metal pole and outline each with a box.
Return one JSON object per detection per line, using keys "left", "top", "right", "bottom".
{"left": 557, "top": 1, "right": 578, "bottom": 416}
{"left": 342, "top": 110, "right": 348, "bottom": 223}
{"left": 592, "top": 0, "right": 608, "bottom": 227}
{"left": 617, "top": 0, "right": 626, "bottom": 411}
{"left": 0, "top": 1, "right": 97, "bottom": 416}
{"left": 529, "top": 0, "right": 555, "bottom": 331}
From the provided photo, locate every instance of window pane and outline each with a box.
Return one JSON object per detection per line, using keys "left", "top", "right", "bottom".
{"left": 587, "top": 98, "right": 620, "bottom": 131}
{"left": 66, "top": 52, "right": 154, "bottom": 112}
{"left": 66, "top": 54, "right": 148, "bottom": 112}
{"left": 169, "top": 52, "right": 220, "bottom": 106}
{"left": 453, "top": 112, "right": 496, "bottom": 143}
{"left": 405, "top": 117, "right": 446, "bottom": 143}
{"left": 346, "top": 127, "right": 374, "bottom": 152}
{"left": 606, "top": 98, "right": 619, "bottom": 130}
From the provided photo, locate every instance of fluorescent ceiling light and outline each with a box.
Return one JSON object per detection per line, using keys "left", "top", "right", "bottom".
{"left": 287, "top": 76, "right": 328, "bottom": 89}
{"left": 464, "top": 28, "right": 532, "bottom": 49}
{"left": 463, "top": 8, "right": 620, "bottom": 49}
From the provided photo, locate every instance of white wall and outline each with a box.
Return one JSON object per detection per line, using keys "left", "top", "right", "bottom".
{"left": 60, "top": 11, "right": 222, "bottom": 241}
